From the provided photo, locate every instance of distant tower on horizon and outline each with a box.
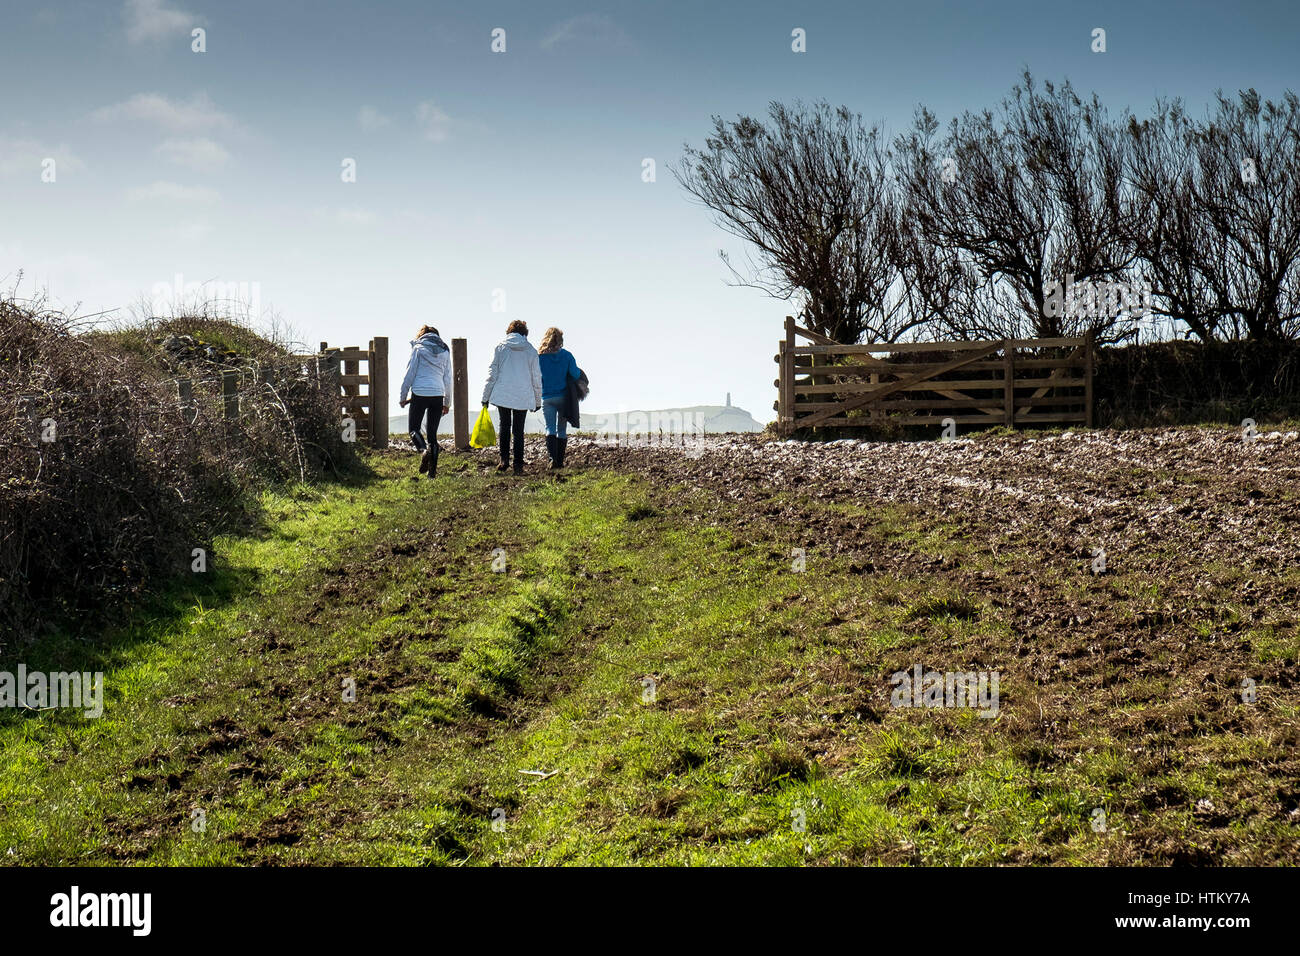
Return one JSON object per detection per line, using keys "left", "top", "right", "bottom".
{"left": 725, "top": 392, "right": 731, "bottom": 407}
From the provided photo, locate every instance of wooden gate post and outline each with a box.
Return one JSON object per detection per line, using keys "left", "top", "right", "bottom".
{"left": 452, "top": 337, "right": 469, "bottom": 450}
{"left": 321, "top": 345, "right": 342, "bottom": 420}
{"left": 342, "top": 348, "right": 359, "bottom": 438}
{"left": 176, "top": 378, "right": 194, "bottom": 423}
{"left": 779, "top": 315, "right": 796, "bottom": 436}
{"left": 1002, "top": 339, "right": 1015, "bottom": 427}
{"left": 222, "top": 370, "right": 239, "bottom": 420}
{"left": 1084, "top": 329, "right": 1095, "bottom": 428}
{"left": 778, "top": 341, "right": 790, "bottom": 436}
{"left": 369, "top": 336, "right": 389, "bottom": 449}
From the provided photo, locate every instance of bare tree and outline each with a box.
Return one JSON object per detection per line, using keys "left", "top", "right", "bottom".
{"left": 1125, "top": 100, "right": 1222, "bottom": 341}
{"left": 679, "top": 79, "right": 1300, "bottom": 348}
{"left": 900, "top": 73, "right": 1139, "bottom": 342}
{"left": 675, "top": 101, "right": 907, "bottom": 343}
{"left": 1195, "top": 90, "right": 1300, "bottom": 340}
{"left": 1127, "top": 90, "right": 1300, "bottom": 342}
{"left": 893, "top": 112, "right": 1007, "bottom": 340}
{"left": 891, "top": 209, "right": 994, "bottom": 340}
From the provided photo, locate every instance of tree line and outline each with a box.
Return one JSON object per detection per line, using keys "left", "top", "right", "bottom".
{"left": 675, "top": 72, "right": 1300, "bottom": 346}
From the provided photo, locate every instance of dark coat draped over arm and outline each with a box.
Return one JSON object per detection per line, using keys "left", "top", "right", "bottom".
{"left": 563, "top": 370, "right": 589, "bottom": 428}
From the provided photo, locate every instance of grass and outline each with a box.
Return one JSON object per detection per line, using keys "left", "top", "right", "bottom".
{"left": 88, "top": 316, "right": 288, "bottom": 363}
{"left": 0, "top": 449, "right": 1295, "bottom": 865}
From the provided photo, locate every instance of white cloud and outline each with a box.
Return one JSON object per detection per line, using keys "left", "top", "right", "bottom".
{"left": 126, "top": 180, "right": 219, "bottom": 202}
{"left": 155, "top": 137, "right": 229, "bottom": 171}
{"left": 540, "top": 13, "right": 630, "bottom": 51}
{"left": 358, "top": 106, "right": 391, "bottom": 131}
{"left": 91, "top": 93, "right": 234, "bottom": 132}
{"left": 124, "top": 0, "right": 197, "bottom": 44}
{"left": 415, "top": 101, "right": 451, "bottom": 142}
{"left": 0, "top": 137, "right": 85, "bottom": 177}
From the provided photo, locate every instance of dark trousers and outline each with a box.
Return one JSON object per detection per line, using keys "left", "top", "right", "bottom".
{"left": 408, "top": 395, "right": 443, "bottom": 450}
{"left": 496, "top": 406, "right": 527, "bottom": 468}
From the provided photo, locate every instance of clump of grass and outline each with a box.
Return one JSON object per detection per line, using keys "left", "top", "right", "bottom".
{"left": 417, "top": 805, "right": 476, "bottom": 863}
{"left": 906, "top": 595, "right": 982, "bottom": 622}
{"left": 876, "top": 731, "right": 929, "bottom": 778}
{"left": 1250, "top": 624, "right": 1300, "bottom": 664}
{"left": 454, "top": 583, "right": 568, "bottom": 710}
{"left": 746, "top": 740, "right": 814, "bottom": 792}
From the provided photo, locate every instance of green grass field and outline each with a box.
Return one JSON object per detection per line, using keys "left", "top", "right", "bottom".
{"left": 2, "top": 448, "right": 1295, "bottom": 865}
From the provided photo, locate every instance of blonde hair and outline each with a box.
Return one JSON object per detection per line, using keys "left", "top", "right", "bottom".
{"left": 538, "top": 327, "right": 563, "bottom": 354}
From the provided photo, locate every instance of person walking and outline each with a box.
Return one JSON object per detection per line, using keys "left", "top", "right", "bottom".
{"left": 481, "top": 319, "right": 542, "bottom": 475}
{"left": 537, "top": 327, "right": 583, "bottom": 470}
{"left": 398, "top": 324, "right": 452, "bottom": 479}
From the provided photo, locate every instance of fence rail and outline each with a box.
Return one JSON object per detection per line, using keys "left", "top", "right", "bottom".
{"left": 775, "top": 316, "right": 1093, "bottom": 435}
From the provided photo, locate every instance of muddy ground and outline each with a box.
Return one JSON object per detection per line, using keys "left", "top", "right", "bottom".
{"left": 553, "top": 427, "right": 1300, "bottom": 861}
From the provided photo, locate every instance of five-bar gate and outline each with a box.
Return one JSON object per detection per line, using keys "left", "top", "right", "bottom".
{"left": 775, "top": 317, "right": 1094, "bottom": 436}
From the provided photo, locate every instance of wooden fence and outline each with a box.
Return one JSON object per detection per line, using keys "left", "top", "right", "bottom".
{"left": 175, "top": 338, "right": 392, "bottom": 448}
{"left": 47, "top": 334, "right": 482, "bottom": 452}
{"left": 775, "top": 317, "right": 1093, "bottom": 436}
{"left": 319, "top": 338, "right": 388, "bottom": 448}
{"left": 169, "top": 335, "right": 475, "bottom": 452}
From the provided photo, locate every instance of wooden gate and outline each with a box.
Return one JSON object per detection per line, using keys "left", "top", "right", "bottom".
{"left": 320, "top": 338, "right": 388, "bottom": 448}
{"left": 775, "top": 317, "right": 1093, "bottom": 436}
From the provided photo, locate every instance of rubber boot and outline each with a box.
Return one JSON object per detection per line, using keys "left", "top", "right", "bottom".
{"left": 546, "top": 435, "right": 559, "bottom": 470}
{"left": 557, "top": 437, "right": 567, "bottom": 469}
{"left": 427, "top": 443, "right": 439, "bottom": 479}
{"left": 411, "top": 431, "right": 430, "bottom": 473}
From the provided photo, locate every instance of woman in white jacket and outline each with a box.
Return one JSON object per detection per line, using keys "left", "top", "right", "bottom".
{"left": 399, "top": 325, "right": 453, "bottom": 479}
{"left": 481, "top": 320, "right": 542, "bottom": 475}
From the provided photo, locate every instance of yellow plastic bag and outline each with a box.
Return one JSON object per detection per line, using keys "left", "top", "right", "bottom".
{"left": 470, "top": 406, "right": 496, "bottom": 448}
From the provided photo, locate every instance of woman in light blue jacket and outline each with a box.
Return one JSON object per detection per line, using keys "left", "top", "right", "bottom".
{"left": 399, "top": 324, "right": 452, "bottom": 479}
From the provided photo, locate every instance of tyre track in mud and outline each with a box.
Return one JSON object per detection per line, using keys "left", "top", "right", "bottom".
{"left": 101, "top": 478, "right": 540, "bottom": 862}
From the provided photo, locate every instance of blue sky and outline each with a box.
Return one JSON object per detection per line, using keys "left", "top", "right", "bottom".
{"left": 2, "top": 0, "right": 1297, "bottom": 423}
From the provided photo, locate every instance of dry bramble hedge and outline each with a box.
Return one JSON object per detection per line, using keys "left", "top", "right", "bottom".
{"left": 0, "top": 301, "right": 356, "bottom": 649}
{"left": 1094, "top": 339, "right": 1300, "bottom": 427}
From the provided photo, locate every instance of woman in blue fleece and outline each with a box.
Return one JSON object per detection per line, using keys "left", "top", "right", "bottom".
{"left": 398, "top": 324, "right": 452, "bottom": 479}
{"left": 537, "top": 327, "right": 582, "bottom": 470}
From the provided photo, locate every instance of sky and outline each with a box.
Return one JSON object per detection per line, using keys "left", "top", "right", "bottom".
{"left": 2, "top": 0, "right": 1298, "bottom": 424}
